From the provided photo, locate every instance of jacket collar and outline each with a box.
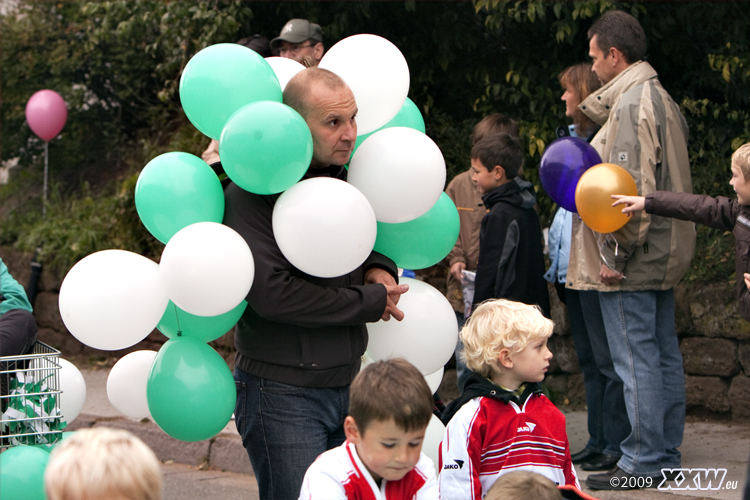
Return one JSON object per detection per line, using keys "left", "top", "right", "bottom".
{"left": 481, "top": 177, "right": 536, "bottom": 211}
{"left": 440, "top": 372, "right": 543, "bottom": 425}
{"left": 579, "top": 60, "right": 659, "bottom": 126}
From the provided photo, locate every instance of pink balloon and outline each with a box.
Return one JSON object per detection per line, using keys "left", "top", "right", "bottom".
{"left": 25, "top": 89, "right": 68, "bottom": 141}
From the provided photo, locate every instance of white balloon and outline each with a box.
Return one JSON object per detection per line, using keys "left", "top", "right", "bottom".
{"left": 59, "top": 358, "right": 87, "bottom": 426}
{"left": 361, "top": 352, "right": 375, "bottom": 370}
{"left": 264, "top": 56, "right": 305, "bottom": 90}
{"left": 59, "top": 250, "right": 169, "bottom": 350}
{"left": 366, "top": 278, "right": 457, "bottom": 375}
{"left": 107, "top": 350, "right": 157, "bottom": 419}
{"left": 422, "top": 414, "right": 446, "bottom": 471}
{"left": 272, "top": 177, "right": 377, "bottom": 278}
{"left": 348, "top": 127, "right": 446, "bottom": 223}
{"left": 424, "top": 367, "right": 444, "bottom": 395}
{"left": 160, "top": 222, "right": 254, "bottom": 317}
{"left": 319, "top": 34, "right": 409, "bottom": 135}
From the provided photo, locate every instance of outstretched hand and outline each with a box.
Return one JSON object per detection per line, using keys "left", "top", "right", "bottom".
{"left": 744, "top": 273, "right": 750, "bottom": 291}
{"left": 365, "top": 268, "right": 409, "bottom": 321}
{"left": 611, "top": 195, "right": 646, "bottom": 215}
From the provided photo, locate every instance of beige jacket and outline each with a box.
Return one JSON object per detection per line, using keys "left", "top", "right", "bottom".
{"left": 445, "top": 169, "right": 486, "bottom": 312}
{"left": 567, "top": 61, "right": 695, "bottom": 292}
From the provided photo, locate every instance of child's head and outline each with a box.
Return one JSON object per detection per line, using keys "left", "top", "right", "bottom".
{"left": 461, "top": 299, "right": 553, "bottom": 386}
{"left": 45, "top": 427, "right": 162, "bottom": 500}
{"left": 470, "top": 134, "right": 524, "bottom": 194}
{"left": 472, "top": 113, "right": 520, "bottom": 145}
{"left": 485, "top": 471, "right": 563, "bottom": 500}
{"left": 345, "top": 358, "right": 433, "bottom": 482}
{"left": 730, "top": 143, "right": 750, "bottom": 205}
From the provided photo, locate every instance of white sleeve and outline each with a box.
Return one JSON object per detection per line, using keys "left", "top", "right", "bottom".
{"left": 439, "top": 399, "right": 483, "bottom": 500}
{"left": 298, "top": 459, "right": 348, "bottom": 500}
{"left": 415, "top": 453, "right": 439, "bottom": 500}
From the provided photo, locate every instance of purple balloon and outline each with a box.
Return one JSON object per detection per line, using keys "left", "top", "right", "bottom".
{"left": 25, "top": 89, "right": 68, "bottom": 141}
{"left": 539, "top": 136, "right": 602, "bottom": 213}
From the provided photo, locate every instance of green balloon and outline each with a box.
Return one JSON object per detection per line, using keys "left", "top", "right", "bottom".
{"left": 135, "top": 152, "right": 225, "bottom": 244}
{"left": 373, "top": 193, "right": 460, "bottom": 270}
{"left": 147, "top": 337, "right": 236, "bottom": 442}
{"left": 158, "top": 300, "right": 247, "bottom": 343}
{"left": 354, "top": 98, "right": 426, "bottom": 155}
{"left": 180, "top": 43, "right": 282, "bottom": 140}
{"left": 220, "top": 101, "right": 313, "bottom": 194}
{"left": 0, "top": 446, "right": 50, "bottom": 500}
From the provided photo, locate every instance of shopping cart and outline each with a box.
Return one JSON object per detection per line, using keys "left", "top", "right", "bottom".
{"left": 0, "top": 341, "right": 64, "bottom": 448}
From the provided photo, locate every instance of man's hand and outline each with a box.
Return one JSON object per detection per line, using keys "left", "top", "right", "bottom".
{"left": 365, "top": 268, "right": 409, "bottom": 321}
{"left": 611, "top": 195, "right": 645, "bottom": 215}
{"left": 744, "top": 273, "right": 750, "bottom": 291}
{"left": 450, "top": 262, "right": 466, "bottom": 282}
{"left": 600, "top": 264, "right": 624, "bottom": 285}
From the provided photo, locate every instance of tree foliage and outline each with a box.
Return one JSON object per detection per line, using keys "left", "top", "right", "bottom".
{"left": 1, "top": 1, "right": 748, "bottom": 281}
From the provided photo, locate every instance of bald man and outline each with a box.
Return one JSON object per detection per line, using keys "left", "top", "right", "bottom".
{"left": 222, "top": 68, "right": 408, "bottom": 500}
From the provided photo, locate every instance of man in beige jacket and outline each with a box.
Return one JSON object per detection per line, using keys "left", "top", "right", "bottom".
{"left": 565, "top": 11, "right": 696, "bottom": 490}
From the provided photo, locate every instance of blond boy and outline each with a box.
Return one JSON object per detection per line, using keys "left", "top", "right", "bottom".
{"left": 45, "top": 427, "right": 162, "bottom": 500}
{"left": 299, "top": 359, "right": 437, "bottom": 500}
{"left": 613, "top": 143, "right": 750, "bottom": 321}
{"left": 439, "top": 300, "right": 579, "bottom": 500}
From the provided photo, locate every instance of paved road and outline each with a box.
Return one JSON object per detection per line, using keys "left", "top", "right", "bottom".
{"left": 56, "top": 368, "right": 750, "bottom": 499}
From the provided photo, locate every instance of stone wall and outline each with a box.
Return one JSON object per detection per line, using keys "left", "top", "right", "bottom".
{"left": 545, "top": 280, "right": 750, "bottom": 420}
{"left": 3, "top": 245, "right": 750, "bottom": 419}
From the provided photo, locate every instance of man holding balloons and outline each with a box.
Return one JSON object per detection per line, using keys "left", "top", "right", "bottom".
{"left": 565, "top": 11, "right": 695, "bottom": 490}
{"left": 222, "top": 67, "right": 408, "bottom": 500}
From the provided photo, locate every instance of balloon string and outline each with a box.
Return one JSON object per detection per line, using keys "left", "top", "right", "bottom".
{"left": 596, "top": 229, "right": 627, "bottom": 280}
{"left": 172, "top": 303, "right": 182, "bottom": 337}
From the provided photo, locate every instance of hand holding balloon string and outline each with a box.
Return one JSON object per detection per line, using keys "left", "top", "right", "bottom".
{"left": 364, "top": 267, "right": 409, "bottom": 321}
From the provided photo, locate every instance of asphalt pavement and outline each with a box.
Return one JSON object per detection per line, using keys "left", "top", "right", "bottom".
{"left": 54, "top": 368, "right": 750, "bottom": 500}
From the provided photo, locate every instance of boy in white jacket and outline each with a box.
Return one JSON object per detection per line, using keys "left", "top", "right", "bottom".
{"left": 299, "top": 358, "right": 438, "bottom": 500}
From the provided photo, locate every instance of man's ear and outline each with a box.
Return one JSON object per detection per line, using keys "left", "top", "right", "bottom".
{"left": 609, "top": 46, "right": 624, "bottom": 67}
{"left": 497, "top": 349, "right": 513, "bottom": 369}
{"left": 344, "top": 416, "right": 362, "bottom": 444}
{"left": 313, "top": 42, "right": 325, "bottom": 62}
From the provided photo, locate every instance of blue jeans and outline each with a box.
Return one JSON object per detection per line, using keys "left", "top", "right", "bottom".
{"left": 234, "top": 368, "right": 349, "bottom": 500}
{"left": 598, "top": 289, "right": 685, "bottom": 476}
{"left": 566, "top": 289, "right": 630, "bottom": 457}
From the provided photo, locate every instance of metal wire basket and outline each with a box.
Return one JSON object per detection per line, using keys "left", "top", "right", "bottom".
{"left": 0, "top": 341, "right": 64, "bottom": 448}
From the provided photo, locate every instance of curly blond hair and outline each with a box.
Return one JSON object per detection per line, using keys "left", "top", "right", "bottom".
{"left": 733, "top": 142, "right": 750, "bottom": 181}
{"left": 460, "top": 299, "right": 553, "bottom": 378}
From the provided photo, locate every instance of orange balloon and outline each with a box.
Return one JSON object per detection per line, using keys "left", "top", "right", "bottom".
{"left": 575, "top": 163, "right": 638, "bottom": 233}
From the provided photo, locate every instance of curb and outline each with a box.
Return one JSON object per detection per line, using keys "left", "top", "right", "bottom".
{"left": 66, "top": 413, "right": 253, "bottom": 476}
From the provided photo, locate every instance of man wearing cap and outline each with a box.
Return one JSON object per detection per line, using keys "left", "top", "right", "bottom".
{"left": 271, "top": 18, "right": 325, "bottom": 67}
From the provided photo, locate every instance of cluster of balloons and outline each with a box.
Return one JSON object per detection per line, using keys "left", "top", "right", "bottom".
{"left": 540, "top": 137, "right": 637, "bottom": 233}
{"left": 54, "top": 33, "right": 463, "bottom": 444}
{"left": 58, "top": 222, "right": 252, "bottom": 441}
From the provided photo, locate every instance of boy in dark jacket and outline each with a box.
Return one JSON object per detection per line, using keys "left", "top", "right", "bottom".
{"left": 612, "top": 142, "right": 750, "bottom": 321}
{"left": 470, "top": 134, "right": 550, "bottom": 316}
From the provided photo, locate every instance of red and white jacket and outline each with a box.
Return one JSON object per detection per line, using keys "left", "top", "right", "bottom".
{"left": 299, "top": 440, "right": 438, "bottom": 500}
{"left": 439, "top": 378, "right": 579, "bottom": 500}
